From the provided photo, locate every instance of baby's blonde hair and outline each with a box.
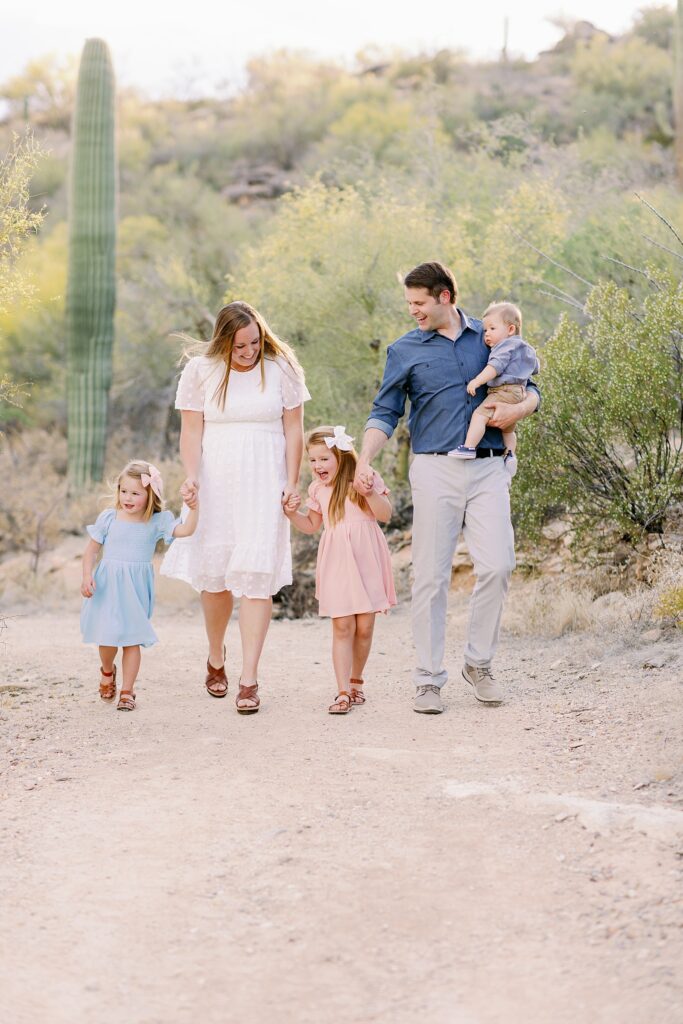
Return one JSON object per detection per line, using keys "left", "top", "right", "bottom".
{"left": 483, "top": 301, "right": 522, "bottom": 334}
{"left": 112, "top": 460, "right": 163, "bottom": 521}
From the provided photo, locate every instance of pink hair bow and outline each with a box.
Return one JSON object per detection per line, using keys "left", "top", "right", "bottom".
{"left": 141, "top": 464, "right": 163, "bottom": 499}
{"left": 324, "top": 425, "right": 354, "bottom": 452}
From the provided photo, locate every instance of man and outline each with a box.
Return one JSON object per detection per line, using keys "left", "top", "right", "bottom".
{"left": 354, "top": 262, "right": 540, "bottom": 714}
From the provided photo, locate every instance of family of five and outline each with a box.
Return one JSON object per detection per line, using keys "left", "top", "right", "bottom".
{"left": 81, "top": 261, "right": 540, "bottom": 716}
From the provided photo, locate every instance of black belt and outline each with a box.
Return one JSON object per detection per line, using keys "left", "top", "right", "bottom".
{"left": 423, "top": 448, "right": 505, "bottom": 458}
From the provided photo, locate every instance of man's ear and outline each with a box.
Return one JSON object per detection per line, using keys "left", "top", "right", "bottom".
{"left": 439, "top": 289, "right": 452, "bottom": 305}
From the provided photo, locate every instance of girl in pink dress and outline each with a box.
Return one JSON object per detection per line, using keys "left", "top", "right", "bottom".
{"left": 284, "top": 425, "right": 396, "bottom": 714}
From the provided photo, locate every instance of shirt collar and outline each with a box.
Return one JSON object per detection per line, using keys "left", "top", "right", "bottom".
{"left": 420, "top": 308, "right": 469, "bottom": 342}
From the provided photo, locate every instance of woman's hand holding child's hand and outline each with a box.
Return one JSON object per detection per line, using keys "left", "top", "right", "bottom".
{"left": 180, "top": 478, "right": 198, "bottom": 506}
{"left": 283, "top": 492, "right": 301, "bottom": 517}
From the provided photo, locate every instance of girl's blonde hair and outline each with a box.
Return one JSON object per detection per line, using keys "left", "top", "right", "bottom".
{"left": 113, "top": 460, "right": 163, "bottom": 521}
{"left": 181, "top": 300, "right": 304, "bottom": 410}
{"left": 483, "top": 301, "right": 522, "bottom": 333}
{"left": 306, "top": 426, "right": 369, "bottom": 527}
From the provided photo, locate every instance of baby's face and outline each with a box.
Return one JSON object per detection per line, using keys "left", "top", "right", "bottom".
{"left": 483, "top": 314, "right": 513, "bottom": 348}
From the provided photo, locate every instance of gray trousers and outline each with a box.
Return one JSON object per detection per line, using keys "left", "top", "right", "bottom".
{"left": 409, "top": 454, "right": 516, "bottom": 689}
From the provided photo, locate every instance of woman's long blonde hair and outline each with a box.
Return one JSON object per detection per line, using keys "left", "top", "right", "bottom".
{"left": 182, "top": 300, "right": 304, "bottom": 410}
{"left": 306, "top": 426, "right": 369, "bottom": 527}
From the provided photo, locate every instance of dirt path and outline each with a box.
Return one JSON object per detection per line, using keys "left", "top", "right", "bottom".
{"left": 1, "top": 592, "right": 682, "bottom": 1024}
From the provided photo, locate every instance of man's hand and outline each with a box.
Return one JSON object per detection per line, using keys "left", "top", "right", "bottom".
{"left": 354, "top": 461, "right": 374, "bottom": 494}
{"left": 466, "top": 380, "right": 478, "bottom": 396}
{"left": 354, "top": 471, "right": 374, "bottom": 497}
{"left": 485, "top": 402, "right": 521, "bottom": 432}
{"left": 488, "top": 390, "right": 539, "bottom": 432}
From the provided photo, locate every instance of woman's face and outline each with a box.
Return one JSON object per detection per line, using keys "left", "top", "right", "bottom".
{"left": 308, "top": 443, "right": 339, "bottom": 485}
{"left": 231, "top": 322, "right": 261, "bottom": 369}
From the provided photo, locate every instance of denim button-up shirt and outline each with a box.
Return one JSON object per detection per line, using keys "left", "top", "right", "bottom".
{"left": 366, "top": 311, "right": 541, "bottom": 454}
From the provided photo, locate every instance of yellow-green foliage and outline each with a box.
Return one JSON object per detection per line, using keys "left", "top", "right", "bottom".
{"left": 228, "top": 174, "right": 568, "bottom": 435}
{"left": 572, "top": 36, "right": 672, "bottom": 101}
{"left": 228, "top": 180, "right": 460, "bottom": 433}
{"left": 475, "top": 179, "right": 568, "bottom": 298}
{"left": 654, "top": 585, "right": 683, "bottom": 626}
{"left": 0, "top": 132, "right": 45, "bottom": 315}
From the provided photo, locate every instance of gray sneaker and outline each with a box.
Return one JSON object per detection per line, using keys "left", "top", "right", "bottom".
{"left": 462, "top": 664, "right": 504, "bottom": 704}
{"left": 413, "top": 684, "right": 444, "bottom": 714}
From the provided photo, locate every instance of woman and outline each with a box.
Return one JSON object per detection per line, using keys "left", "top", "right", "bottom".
{"left": 161, "top": 301, "right": 309, "bottom": 713}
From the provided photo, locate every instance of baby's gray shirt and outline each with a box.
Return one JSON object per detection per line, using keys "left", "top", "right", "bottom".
{"left": 487, "top": 334, "right": 540, "bottom": 387}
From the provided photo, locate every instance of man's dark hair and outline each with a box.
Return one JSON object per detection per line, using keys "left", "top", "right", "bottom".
{"left": 404, "top": 262, "right": 458, "bottom": 304}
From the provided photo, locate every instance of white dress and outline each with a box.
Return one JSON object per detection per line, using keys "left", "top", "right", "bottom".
{"left": 160, "top": 354, "right": 310, "bottom": 598}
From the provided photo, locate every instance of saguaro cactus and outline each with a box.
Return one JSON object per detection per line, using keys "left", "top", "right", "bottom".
{"left": 66, "top": 38, "right": 117, "bottom": 488}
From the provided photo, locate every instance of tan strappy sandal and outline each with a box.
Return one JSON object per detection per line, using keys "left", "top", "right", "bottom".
{"left": 99, "top": 666, "right": 117, "bottom": 702}
{"left": 349, "top": 678, "right": 366, "bottom": 705}
{"left": 329, "top": 691, "right": 352, "bottom": 714}
{"left": 116, "top": 689, "right": 136, "bottom": 711}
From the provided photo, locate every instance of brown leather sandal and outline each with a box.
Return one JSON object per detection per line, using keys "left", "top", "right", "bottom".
{"left": 205, "top": 648, "right": 228, "bottom": 698}
{"left": 116, "top": 689, "right": 136, "bottom": 711}
{"left": 349, "top": 678, "right": 366, "bottom": 705}
{"left": 329, "top": 691, "right": 352, "bottom": 714}
{"left": 99, "top": 666, "right": 117, "bottom": 702}
{"left": 236, "top": 681, "right": 259, "bottom": 714}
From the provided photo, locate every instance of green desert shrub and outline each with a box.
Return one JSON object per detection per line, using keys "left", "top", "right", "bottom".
{"left": 515, "top": 274, "right": 683, "bottom": 538}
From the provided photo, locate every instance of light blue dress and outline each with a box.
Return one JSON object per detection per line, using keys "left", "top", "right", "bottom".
{"left": 80, "top": 508, "right": 180, "bottom": 648}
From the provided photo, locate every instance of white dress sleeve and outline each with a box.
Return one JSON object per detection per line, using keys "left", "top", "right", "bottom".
{"left": 277, "top": 357, "right": 311, "bottom": 410}
{"left": 175, "top": 357, "right": 209, "bottom": 412}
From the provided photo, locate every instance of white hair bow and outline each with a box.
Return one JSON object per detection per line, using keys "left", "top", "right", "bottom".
{"left": 325, "top": 425, "right": 354, "bottom": 452}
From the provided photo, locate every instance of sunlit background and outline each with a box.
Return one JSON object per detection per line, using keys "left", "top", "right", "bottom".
{"left": 4, "top": 0, "right": 663, "bottom": 95}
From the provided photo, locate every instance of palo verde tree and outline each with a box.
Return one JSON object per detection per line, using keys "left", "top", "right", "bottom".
{"left": 66, "top": 38, "right": 117, "bottom": 489}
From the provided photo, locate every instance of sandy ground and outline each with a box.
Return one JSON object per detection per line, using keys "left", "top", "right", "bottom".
{"left": 1, "top": 579, "right": 683, "bottom": 1024}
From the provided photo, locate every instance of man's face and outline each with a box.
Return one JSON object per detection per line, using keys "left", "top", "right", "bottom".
{"left": 405, "top": 287, "right": 452, "bottom": 332}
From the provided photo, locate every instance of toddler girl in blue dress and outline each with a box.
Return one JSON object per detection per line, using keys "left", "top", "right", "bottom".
{"left": 81, "top": 460, "right": 198, "bottom": 711}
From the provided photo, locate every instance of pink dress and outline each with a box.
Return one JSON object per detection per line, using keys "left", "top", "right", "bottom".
{"left": 307, "top": 474, "right": 397, "bottom": 618}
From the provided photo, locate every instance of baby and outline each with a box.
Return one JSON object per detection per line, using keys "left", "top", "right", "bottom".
{"left": 449, "top": 301, "right": 540, "bottom": 464}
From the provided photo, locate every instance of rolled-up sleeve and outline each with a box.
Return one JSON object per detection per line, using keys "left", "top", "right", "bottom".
{"left": 527, "top": 379, "right": 541, "bottom": 410}
{"left": 366, "top": 346, "right": 408, "bottom": 439}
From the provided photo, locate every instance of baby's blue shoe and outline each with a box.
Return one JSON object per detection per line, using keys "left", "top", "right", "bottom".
{"left": 448, "top": 445, "right": 476, "bottom": 459}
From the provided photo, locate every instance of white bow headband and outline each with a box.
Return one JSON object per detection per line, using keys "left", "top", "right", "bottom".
{"left": 325, "top": 425, "right": 354, "bottom": 452}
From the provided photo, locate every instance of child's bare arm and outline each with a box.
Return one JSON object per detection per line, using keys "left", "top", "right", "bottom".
{"left": 467, "top": 364, "right": 498, "bottom": 395}
{"left": 81, "top": 538, "right": 102, "bottom": 597}
{"left": 365, "top": 490, "right": 392, "bottom": 524}
{"left": 173, "top": 504, "right": 199, "bottom": 539}
{"left": 285, "top": 505, "right": 323, "bottom": 535}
